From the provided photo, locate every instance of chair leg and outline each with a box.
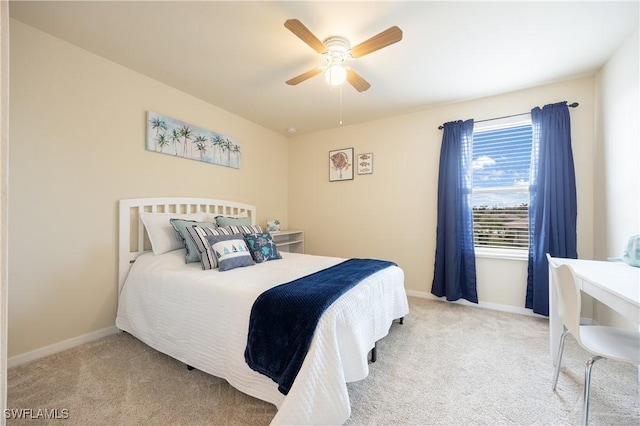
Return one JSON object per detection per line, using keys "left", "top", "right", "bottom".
{"left": 582, "top": 356, "right": 604, "bottom": 426}
{"left": 552, "top": 330, "right": 570, "bottom": 391}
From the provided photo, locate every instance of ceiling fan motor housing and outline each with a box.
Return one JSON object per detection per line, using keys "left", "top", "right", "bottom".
{"left": 323, "top": 36, "right": 351, "bottom": 65}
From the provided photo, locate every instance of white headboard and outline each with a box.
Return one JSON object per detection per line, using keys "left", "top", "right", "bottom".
{"left": 118, "top": 197, "right": 256, "bottom": 294}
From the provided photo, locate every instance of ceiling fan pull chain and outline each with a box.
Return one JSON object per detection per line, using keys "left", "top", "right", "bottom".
{"left": 339, "top": 86, "right": 343, "bottom": 125}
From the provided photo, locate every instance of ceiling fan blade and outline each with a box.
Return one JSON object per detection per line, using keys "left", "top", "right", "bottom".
{"left": 286, "top": 68, "right": 323, "bottom": 86}
{"left": 350, "top": 26, "right": 403, "bottom": 58}
{"left": 284, "top": 19, "right": 327, "bottom": 54}
{"left": 346, "top": 69, "right": 371, "bottom": 92}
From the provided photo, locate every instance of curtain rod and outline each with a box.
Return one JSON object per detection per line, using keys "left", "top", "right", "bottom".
{"left": 437, "top": 102, "right": 579, "bottom": 130}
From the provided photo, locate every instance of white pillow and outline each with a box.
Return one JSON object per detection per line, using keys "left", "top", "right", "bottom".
{"left": 140, "top": 212, "right": 207, "bottom": 255}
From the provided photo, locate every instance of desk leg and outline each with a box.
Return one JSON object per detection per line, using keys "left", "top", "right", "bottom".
{"left": 549, "top": 267, "right": 562, "bottom": 366}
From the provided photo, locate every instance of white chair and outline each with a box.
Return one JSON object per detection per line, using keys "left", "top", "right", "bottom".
{"left": 547, "top": 254, "right": 640, "bottom": 425}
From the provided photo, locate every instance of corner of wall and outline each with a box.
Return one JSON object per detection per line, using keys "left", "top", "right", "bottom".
{"left": 0, "top": 2, "right": 9, "bottom": 423}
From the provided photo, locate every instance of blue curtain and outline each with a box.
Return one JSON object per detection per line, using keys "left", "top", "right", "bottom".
{"left": 432, "top": 119, "right": 478, "bottom": 303}
{"left": 526, "top": 102, "right": 578, "bottom": 315}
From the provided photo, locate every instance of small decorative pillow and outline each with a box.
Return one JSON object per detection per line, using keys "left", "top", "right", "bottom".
{"left": 170, "top": 219, "right": 218, "bottom": 264}
{"left": 244, "top": 233, "right": 282, "bottom": 263}
{"left": 187, "top": 226, "right": 232, "bottom": 270}
{"left": 215, "top": 215, "right": 252, "bottom": 227}
{"left": 205, "top": 233, "right": 255, "bottom": 271}
{"left": 140, "top": 212, "right": 207, "bottom": 255}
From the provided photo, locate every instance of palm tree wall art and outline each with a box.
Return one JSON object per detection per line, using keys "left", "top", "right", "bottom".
{"left": 146, "top": 111, "right": 242, "bottom": 169}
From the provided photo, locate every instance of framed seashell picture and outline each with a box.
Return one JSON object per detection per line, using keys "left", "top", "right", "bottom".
{"left": 329, "top": 148, "right": 354, "bottom": 181}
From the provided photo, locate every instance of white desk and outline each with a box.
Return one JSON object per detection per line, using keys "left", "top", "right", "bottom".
{"left": 548, "top": 257, "right": 640, "bottom": 365}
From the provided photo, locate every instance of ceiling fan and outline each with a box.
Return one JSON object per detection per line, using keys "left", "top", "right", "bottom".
{"left": 284, "top": 19, "right": 403, "bottom": 92}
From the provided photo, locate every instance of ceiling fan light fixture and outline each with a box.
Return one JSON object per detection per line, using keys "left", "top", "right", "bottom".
{"left": 325, "top": 64, "right": 347, "bottom": 86}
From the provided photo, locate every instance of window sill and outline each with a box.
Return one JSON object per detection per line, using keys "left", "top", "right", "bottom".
{"left": 475, "top": 247, "right": 528, "bottom": 261}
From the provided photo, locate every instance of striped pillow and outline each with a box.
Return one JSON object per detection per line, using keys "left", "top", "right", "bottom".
{"left": 221, "top": 224, "right": 263, "bottom": 234}
{"left": 187, "top": 226, "right": 232, "bottom": 270}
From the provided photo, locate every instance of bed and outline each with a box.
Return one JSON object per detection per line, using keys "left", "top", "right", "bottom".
{"left": 115, "top": 197, "right": 409, "bottom": 425}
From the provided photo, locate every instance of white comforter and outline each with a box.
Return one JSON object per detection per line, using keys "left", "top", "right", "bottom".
{"left": 115, "top": 250, "right": 409, "bottom": 425}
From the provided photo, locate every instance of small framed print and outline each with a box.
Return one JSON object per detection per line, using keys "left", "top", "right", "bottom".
{"left": 357, "top": 153, "right": 373, "bottom": 175}
{"left": 329, "top": 148, "right": 354, "bottom": 182}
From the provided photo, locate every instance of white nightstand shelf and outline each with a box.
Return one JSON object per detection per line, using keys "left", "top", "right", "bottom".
{"left": 270, "top": 230, "right": 304, "bottom": 254}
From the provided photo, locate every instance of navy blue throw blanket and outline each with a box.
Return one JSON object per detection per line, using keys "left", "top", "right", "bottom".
{"left": 244, "top": 258, "right": 396, "bottom": 395}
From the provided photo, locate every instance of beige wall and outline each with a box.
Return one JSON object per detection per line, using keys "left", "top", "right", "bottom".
{"left": 8, "top": 20, "right": 289, "bottom": 357}
{"left": 593, "top": 29, "right": 639, "bottom": 327}
{"left": 594, "top": 29, "right": 639, "bottom": 259}
{"left": 289, "top": 77, "right": 595, "bottom": 310}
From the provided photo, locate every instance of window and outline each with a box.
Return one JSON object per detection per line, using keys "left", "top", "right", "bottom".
{"left": 472, "top": 116, "right": 532, "bottom": 251}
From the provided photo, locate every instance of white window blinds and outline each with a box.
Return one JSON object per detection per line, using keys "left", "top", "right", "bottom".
{"left": 472, "top": 121, "right": 532, "bottom": 250}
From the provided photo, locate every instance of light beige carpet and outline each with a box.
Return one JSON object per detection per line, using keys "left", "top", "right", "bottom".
{"left": 7, "top": 297, "right": 639, "bottom": 425}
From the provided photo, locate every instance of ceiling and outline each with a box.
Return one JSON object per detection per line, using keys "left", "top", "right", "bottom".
{"left": 8, "top": 1, "right": 639, "bottom": 137}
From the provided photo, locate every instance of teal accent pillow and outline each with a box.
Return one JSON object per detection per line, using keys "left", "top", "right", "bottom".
{"left": 170, "top": 219, "right": 218, "bottom": 264}
{"left": 205, "top": 234, "right": 255, "bottom": 271}
{"left": 215, "top": 215, "right": 252, "bottom": 227}
{"left": 244, "top": 233, "right": 282, "bottom": 263}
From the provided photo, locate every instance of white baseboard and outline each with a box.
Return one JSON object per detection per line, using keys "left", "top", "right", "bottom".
{"left": 405, "top": 290, "right": 548, "bottom": 319}
{"left": 7, "top": 325, "right": 118, "bottom": 368}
